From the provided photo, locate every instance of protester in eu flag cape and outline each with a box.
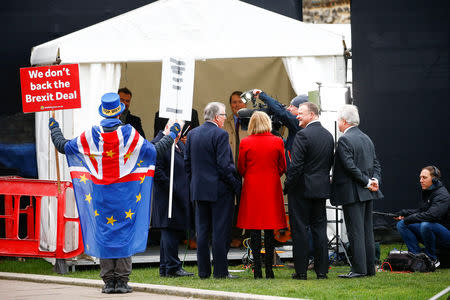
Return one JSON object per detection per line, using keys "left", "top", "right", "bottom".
{"left": 48, "top": 92, "right": 180, "bottom": 294}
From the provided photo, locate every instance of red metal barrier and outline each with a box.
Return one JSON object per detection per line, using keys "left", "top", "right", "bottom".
{"left": 0, "top": 176, "right": 84, "bottom": 258}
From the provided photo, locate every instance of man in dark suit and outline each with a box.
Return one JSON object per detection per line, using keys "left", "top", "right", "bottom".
{"left": 118, "top": 87, "right": 146, "bottom": 138}
{"left": 284, "top": 102, "right": 334, "bottom": 280}
{"left": 184, "top": 102, "right": 241, "bottom": 279}
{"left": 151, "top": 121, "right": 194, "bottom": 278}
{"left": 331, "top": 104, "right": 383, "bottom": 278}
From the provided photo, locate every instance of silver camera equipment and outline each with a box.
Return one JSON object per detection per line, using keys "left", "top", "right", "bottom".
{"left": 240, "top": 90, "right": 257, "bottom": 107}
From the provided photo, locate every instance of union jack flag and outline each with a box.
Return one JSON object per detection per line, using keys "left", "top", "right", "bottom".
{"left": 64, "top": 124, "right": 156, "bottom": 259}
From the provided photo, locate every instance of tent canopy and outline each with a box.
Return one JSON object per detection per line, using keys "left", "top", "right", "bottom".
{"left": 31, "top": 0, "right": 344, "bottom": 65}
{"left": 31, "top": 0, "right": 349, "bottom": 253}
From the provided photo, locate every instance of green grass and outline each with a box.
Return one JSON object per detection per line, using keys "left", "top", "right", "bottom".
{"left": 1, "top": 244, "right": 449, "bottom": 300}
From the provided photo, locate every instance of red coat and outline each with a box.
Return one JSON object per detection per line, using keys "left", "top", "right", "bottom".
{"left": 237, "top": 132, "right": 287, "bottom": 229}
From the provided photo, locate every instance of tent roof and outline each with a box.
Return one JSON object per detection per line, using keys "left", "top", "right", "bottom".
{"left": 31, "top": 0, "right": 344, "bottom": 65}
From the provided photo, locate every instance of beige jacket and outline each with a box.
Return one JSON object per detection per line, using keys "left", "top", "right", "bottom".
{"left": 223, "top": 114, "right": 250, "bottom": 166}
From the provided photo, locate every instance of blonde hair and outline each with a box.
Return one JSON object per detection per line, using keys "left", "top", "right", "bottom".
{"left": 248, "top": 111, "right": 272, "bottom": 135}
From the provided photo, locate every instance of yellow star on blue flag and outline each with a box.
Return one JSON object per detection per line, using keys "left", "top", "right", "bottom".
{"left": 125, "top": 209, "right": 135, "bottom": 220}
{"left": 106, "top": 215, "right": 117, "bottom": 226}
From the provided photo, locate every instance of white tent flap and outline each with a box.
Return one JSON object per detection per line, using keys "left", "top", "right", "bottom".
{"left": 283, "top": 56, "right": 346, "bottom": 95}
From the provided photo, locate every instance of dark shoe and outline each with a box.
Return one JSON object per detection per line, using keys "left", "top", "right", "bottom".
{"left": 317, "top": 273, "right": 328, "bottom": 279}
{"left": 101, "top": 280, "right": 115, "bottom": 294}
{"left": 338, "top": 272, "right": 365, "bottom": 279}
{"left": 168, "top": 268, "right": 194, "bottom": 277}
{"left": 115, "top": 279, "right": 132, "bottom": 293}
{"left": 292, "top": 273, "right": 307, "bottom": 280}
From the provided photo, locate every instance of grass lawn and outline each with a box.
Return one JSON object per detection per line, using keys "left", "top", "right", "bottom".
{"left": 0, "top": 244, "right": 449, "bottom": 300}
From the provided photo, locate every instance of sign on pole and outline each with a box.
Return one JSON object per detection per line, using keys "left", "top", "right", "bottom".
{"left": 20, "top": 63, "right": 81, "bottom": 193}
{"left": 20, "top": 64, "right": 81, "bottom": 113}
{"left": 159, "top": 57, "right": 195, "bottom": 121}
{"left": 159, "top": 57, "right": 195, "bottom": 218}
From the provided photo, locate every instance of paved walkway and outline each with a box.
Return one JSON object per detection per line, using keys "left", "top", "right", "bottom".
{"left": 0, "top": 272, "right": 304, "bottom": 300}
{"left": 0, "top": 279, "right": 188, "bottom": 300}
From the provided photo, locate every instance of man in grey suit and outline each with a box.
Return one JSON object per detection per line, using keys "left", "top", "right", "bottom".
{"left": 331, "top": 104, "right": 383, "bottom": 278}
{"left": 284, "top": 102, "right": 334, "bottom": 280}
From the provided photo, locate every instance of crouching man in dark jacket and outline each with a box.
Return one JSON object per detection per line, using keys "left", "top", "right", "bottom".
{"left": 396, "top": 165, "right": 450, "bottom": 268}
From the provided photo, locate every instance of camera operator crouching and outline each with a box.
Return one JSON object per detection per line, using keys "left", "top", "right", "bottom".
{"left": 242, "top": 89, "right": 308, "bottom": 167}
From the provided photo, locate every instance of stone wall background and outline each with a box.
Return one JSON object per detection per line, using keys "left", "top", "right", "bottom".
{"left": 303, "top": 0, "right": 350, "bottom": 24}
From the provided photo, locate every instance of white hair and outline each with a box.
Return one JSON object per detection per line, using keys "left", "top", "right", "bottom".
{"left": 204, "top": 102, "right": 225, "bottom": 121}
{"left": 337, "top": 104, "right": 360, "bottom": 126}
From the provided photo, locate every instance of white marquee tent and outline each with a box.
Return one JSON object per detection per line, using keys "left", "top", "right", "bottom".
{"left": 31, "top": 0, "right": 348, "bottom": 253}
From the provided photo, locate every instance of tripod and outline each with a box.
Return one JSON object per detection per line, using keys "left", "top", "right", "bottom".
{"left": 326, "top": 120, "right": 351, "bottom": 266}
{"left": 327, "top": 205, "right": 351, "bottom": 266}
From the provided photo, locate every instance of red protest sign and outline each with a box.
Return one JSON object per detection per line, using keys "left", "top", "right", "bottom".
{"left": 20, "top": 64, "right": 81, "bottom": 113}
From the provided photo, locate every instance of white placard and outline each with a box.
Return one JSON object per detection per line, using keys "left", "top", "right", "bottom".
{"left": 159, "top": 57, "right": 195, "bottom": 121}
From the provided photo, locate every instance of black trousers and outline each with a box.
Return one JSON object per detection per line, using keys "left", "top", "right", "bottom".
{"left": 159, "top": 228, "right": 183, "bottom": 276}
{"left": 195, "top": 199, "right": 233, "bottom": 278}
{"left": 342, "top": 200, "right": 375, "bottom": 275}
{"left": 288, "top": 195, "right": 329, "bottom": 275}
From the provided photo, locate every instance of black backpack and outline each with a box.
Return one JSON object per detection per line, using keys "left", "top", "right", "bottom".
{"left": 382, "top": 251, "right": 435, "bottom": 272}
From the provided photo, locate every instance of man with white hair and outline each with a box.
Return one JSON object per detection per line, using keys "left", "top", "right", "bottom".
{"left": 185, "top": 102, "right": 242, "bottom": 279}
{"left": 331, "top": 104, "right": 383, "bottom": 278}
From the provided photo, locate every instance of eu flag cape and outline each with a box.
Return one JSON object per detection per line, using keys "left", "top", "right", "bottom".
{"left": 64, "top": 124, "right": 155, "bottom": 259}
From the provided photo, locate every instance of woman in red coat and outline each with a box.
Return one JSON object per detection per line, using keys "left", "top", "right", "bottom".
{"left": 237, "top": 111, "right": 287, "bottom": 279}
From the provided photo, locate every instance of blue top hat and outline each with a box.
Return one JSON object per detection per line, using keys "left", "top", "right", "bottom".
{"left": 98, "top": 93, "right": 125, "bottom": 118}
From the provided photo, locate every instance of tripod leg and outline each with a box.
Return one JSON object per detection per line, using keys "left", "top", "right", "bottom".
{"left": 327, "top": 235, "right": 337, "bottom": 248}
{"left": 327, "top": 235, "right": 338, "bottom": 264}
{"left": 337, "top": 235, "right": 352, "bottom": 267}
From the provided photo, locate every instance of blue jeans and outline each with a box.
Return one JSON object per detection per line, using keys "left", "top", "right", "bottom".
{"left": 396, "top": 220, "right": 450, "bottom": 259}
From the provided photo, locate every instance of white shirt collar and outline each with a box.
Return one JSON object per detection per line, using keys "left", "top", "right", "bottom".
{"left": 305, "top": 119, "right": 320, "bottom": 128}
{"left": 344, "top": 125, "right": 356, "bottom": 134}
